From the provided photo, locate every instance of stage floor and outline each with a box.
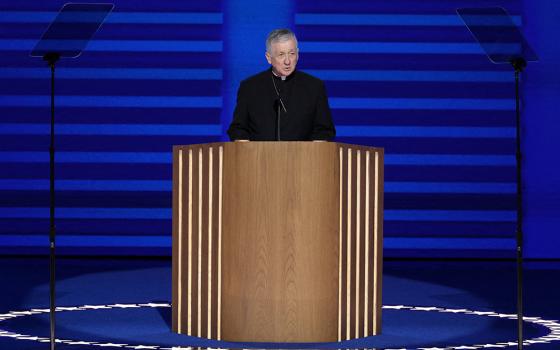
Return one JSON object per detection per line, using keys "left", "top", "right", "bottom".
{"left": 0, "top": 256, "right": 559, "bottom": 350}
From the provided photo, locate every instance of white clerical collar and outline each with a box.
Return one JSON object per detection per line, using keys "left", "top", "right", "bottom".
{"left": 272, "top": 70, "right": 287, "bottom": 81}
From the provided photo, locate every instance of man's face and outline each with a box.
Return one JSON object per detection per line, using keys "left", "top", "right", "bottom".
{"left": 266, "top": 38, "right": 299, "bottom": 77}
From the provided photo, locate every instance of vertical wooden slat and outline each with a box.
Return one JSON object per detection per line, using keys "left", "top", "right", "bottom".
{"left": 359, "top": 150, "right": 367, "bottom": 337}
{"left": 172, "top": 147, "right": 183, "bottom": 334}
{"left": 350, "top": 148, "right": 358, "bottom": 339}
{"left": 355, "top": 150, "right": 361, "bottom": 339}
{"left": 191, "top": 147, "right": 199, "bottom": 336}
{"left": 373, "top": 150, "right": 384, "bottom": 334}
{"left": 177, "top": 150, "right": 183, "bottom": 333}
{"left": 197, "top": 148, "right": 203, "bottom": 337}
{"left": 187, "top": 149, "right": 193, "bottom": 336}
{"left": 201, "top": 147, "right": 210, "bottom": 338}
{"left": 207, "top": 147, "right": 213, "bottom": 338}
{"left": 364, "top": 150, "right": 371, "bottom": 337}
{"left": 368, "top": 151, "right": 376, "bottom": 335}
{"left": 217, "top": 145, "right": 223, "bottom": 340}
{"left": 373, "top": 151, "right": 380, "bottom": 333}
{"left": 338, "top": 147, "right": 343, "bottom": 341}
{"left": 211, "top": 147, "right": 220, "bottom": 340}
{"left": 172, "top": 149, "right": 177, "bottom": 332}
{"left": 346, "top": 147, "right": 352, "bottom": 340}
{"left": 339, "top": 146, "right": 348, "bottom": 341}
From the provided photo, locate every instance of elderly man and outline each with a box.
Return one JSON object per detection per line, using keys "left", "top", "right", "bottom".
{"left": 227, "top": 28, "right": 336, "bottom": 141}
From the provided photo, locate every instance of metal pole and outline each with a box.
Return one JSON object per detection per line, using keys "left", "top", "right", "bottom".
{"left": 45, "top": 52, "right": 60, "bottom": 350}
{"left": 512, "top": 58, "right": 526, "bottom": 350}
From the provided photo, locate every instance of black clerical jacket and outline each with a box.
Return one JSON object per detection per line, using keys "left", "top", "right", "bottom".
{"left": 227, "top": 69, "right": 336, "bottom": 141}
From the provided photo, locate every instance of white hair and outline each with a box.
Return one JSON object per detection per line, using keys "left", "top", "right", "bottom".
{"left": 266, "top": 28, "right": 298, "bottom": 53}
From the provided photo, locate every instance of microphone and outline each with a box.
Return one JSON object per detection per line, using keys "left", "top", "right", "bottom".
{"left": 271, "top": 74, "right": 287, "bottom": 141}
{"left": 274, "top": 97, "right": 282, "bottom": 141}
{"left": 271, "top": 74, "right": 287, "bottom": 113}
{"left": 274, "top": 98, "right": 284, "bottom": 113}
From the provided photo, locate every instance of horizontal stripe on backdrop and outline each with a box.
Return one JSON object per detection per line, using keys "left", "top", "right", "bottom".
{"left": 0, "top": 179, "right": 171, "bottom": 191}
{"left": 307, "top": 69, "right": 512, "bottom": 82}
{"left": 384, "top": 237, "right": 516, "bottom": 250}
{"left": 0, "top": 234, "right": 170, "bottom": 247}
{"left": 0, "top": 96, "right": 513, "bottom": 110}
{"left": 0, "top": 179, "right": 516, "bottom": 194}
{"left": 0, "top": 39, "right": 222, "bottom": 52}
{"left": 0, "top": 152, "right": 172, "bottom": 163}
{"left": 0, "top": 152, "right": 515, "bottom": 166}
{"left": 0, "top": 12, "right": 223, "bottom": 24}
{"left": 3, "top": 107, "right": 221, "bottom": 124}
{"left": 324, "top": 82, "right": 513, "bottom": 100}
{"left": 3, "top": 40, "right": 517, "bottom": 55}
{"left": 384, "top": 182, "right": 515, "bottom": 194}
{"left": 331, "top": 110, "right": 515, "bottom": 128}
{"left": 295, "top": 14, "right": 521, "bottom": 26}
{"left": 0, "top": 96, "right": 222, "bottom": 108}
{"left": 2, "top": 81, "right": 222, "bottom": 98}
{"left": 385, "top": 210, "right": 515, "bottom": 222}
{"left": 330, "top": 98, "right": 514, "bottom": 110}
{"left": 295, "top": 1, "right": 522, "bottom": 13}
{"left": 0, "top": 207, "right": 515, "bottom": 221}
{"left": 0, "top": 68, "right": 222, "bottom": 80}
{"left": 336, "top": 126, "right": 514, "bottom": 138}
{"left": 0, "top": 123, "right": 222, "bottom": 135}
{"left": 297, "top": 53, "right": 512, "bottom": 71}
{"left": 384, "top": 221, "right": 515, "bottom": 237}
{"left": 0, "top": 207, "right": 171, "bottom": 219}
{"left": 0, "top": 235, "right": 515, "bottom": 250}
{"left": 0, "top": 219, "right": 168, "bottom": 234}
{"left": 1, "top": 124, "right": 514, "bottom": 138}
{"left": 385, "top": 154, "right": 515, "bottom": 166}
{"left": 0, "top": 12, "right": 521, "bottom": 27}
{"left": 299, "top": 42, "right": 520, "bottom": 54}
{"left": 0, "top": 68, "right": 510, "bottom": 82}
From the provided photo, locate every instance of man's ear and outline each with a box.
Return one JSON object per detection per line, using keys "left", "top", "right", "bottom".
{"left": 265, "top": 51, "right": 272, "bottom": 65}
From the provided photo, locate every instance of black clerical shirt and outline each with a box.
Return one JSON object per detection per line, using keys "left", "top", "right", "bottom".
{"left": 227, "top": 69, "right": 336, "bottom": 141}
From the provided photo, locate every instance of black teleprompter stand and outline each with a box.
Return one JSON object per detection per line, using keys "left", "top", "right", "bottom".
{"left": 30, "top": 4, "right": 113, "bottom": 349}
{"left": 512, "top": 56, "right": 526, "bottom": 350}
{"left": 457, "top": 7, "right": 538, "bottom": 350}
{"left": 46, "top": 51, "right": 59, "bottom": 350}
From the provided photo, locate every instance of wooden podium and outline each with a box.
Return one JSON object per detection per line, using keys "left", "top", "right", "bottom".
{"left": 172, "top": 142, "right": 383, "bottom": 342}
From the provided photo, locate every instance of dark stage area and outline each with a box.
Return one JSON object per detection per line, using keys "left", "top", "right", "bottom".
{"left": 1, "top": 256, "right": 558, "bottom": 349}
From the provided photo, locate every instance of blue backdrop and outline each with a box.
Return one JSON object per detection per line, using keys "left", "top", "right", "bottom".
{"left": 0, "top": 0, "right": 558, "bottom": 258}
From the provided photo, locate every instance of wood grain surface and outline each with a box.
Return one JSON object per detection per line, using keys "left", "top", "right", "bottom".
{"left": 172, "top": 142, "right": 384, "bottom": 342}
{"left": 221, "top": 142, "right": 340, "bottom": 342}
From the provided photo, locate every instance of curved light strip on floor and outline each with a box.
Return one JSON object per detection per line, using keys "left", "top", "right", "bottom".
{"left": 0, "top": 303, "right": 559, "bottom": 349}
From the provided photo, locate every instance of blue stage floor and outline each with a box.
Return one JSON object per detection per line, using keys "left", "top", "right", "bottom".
{"left": 0, "top": 257, "right": 559, "bottom": 350}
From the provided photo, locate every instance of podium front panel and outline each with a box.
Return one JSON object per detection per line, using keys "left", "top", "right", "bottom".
{"left": 172, "top": 142, "right": 383, "bottom": 343}
{"left": 221, "top": 142, "right": 339, "bottom": 342}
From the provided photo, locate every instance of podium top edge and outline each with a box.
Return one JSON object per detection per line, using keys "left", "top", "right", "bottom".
{"left": 172, "top": 142, "right": 384, "bottom": 152}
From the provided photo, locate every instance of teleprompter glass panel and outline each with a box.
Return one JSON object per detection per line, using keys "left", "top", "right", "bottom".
{"left": 31, "top": 3, "right": 114, "bottom": 58}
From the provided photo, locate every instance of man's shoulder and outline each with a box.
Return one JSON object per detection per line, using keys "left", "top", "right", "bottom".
{"left": 241, "top": 69, "right": 271, "bottom": 86}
